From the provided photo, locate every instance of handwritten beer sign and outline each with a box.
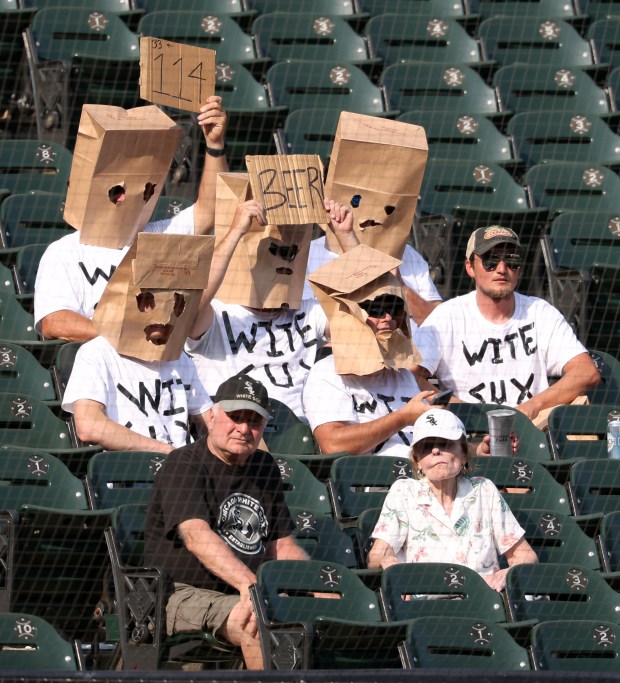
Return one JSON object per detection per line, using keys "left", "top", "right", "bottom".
{"left": 246, "top": 154, "right": 325, "bottom": 225}
{"left": 140, "top": 37, "right": 215, "bottom": 113}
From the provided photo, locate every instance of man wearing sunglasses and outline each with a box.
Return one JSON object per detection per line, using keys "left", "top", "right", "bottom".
{"left": 412, "top": 226, "right": 599, "bottom": 422}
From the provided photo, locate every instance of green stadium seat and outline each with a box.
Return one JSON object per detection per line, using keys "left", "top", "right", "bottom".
{"left": 267, "top": 59, "right": 386, "bottom": 114}
{"left": 479, "top": 17, "right": 593, "bottom": 67}
{"left": 400, "top": 616, "right": 531, "bottom": 670}
{"left": 399, "top": 110, "right": 513, "bottom": 164}
{"left": 588, "top": 349, "right": 620, "bottom": 404}
{"left": 355, "top": 0, "right": 468, "bottom": 17}
{"left": 0, "top": 192, "right": 70, "bottom": 264}
{"left": 275, "top": 454, "right": 332, "bottom": 517}
{"left": 569, "top": 458, "right": 620, "bottom": 515}
{"left": 504, "top": 562, "right": 620, "bottom": 623}
{"left": 365, "top": 12, "right": 485, "bottom": 67}
{"left": 23, "top": 0, "right": 144, "bottom": 31}
{"left": 85, "top": 450, "right": 166, "bottom": 509}
{"left": 476, "top": 0, "right": 579, "bottom": 20}
{"left": 598, "top": 510, "right": 620, "bottom": 571}
{"left": 275, "top": 108, "right": 342, "bottom": 164}
{"left": 507, "top": 111, "right": 620, "bottom": 169}
{"left": 50, "top": 340, "right": 82, "bottom": 401}
{"left": 0, "top": 612, "right": 81, "bottom": 671}
{"left": 250, "top": 558, "right": 407, "bottom": 669}
{"left": 382, "top": 62, "right": 499, "bottom": 116}
{"left": 139, "top": 0, "right": 255, "bottom": 31}
{"left": 288, "top": 506, "right": 358, "bottom": 568}
{"left": 246, "top": 0, "right": 358, "bottom": 16}
{"left": 547, "top": 404, "right": 614, "bottom": 462}
{"left": 150, "top": 195, "right": 193, "bottom": 222}
{"left": 13, "top": 243, "right": 49, "bottom": 303}
{"left": 380, "top": 562, "right": 510, "bottom": 622}
{"left": 0, "top": 450, "right": 88, "bottom": 511}
{"left": 263, "top": 397, "right": 318, "bottom": 455}
{"left": 0, "top": 341, "right": 57, "bottom": 403}
{"left": 252, "top": 12, "right": 380, "bottom": 76}
{"left": 24, "top": 8, "right": 141, "bottom": 146}
{"left": 0, "top": 142, "right": 71, "bottom": 206}
{"left": 530, "top": 619, "right": 620, "bottom": 671}
{"left": 578, "top": 0, "right": 620, "bottom": 21}
{"left": 494, "top": 64, "right": 609, "bottom": 115}
{"left": 327, "top": 454, "right": 413, "bottom": 526}
{"left": 589, "top": 17, "right": 620, "bottom": 68}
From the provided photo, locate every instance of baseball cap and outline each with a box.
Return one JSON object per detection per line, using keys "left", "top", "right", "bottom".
{"left": 411, "top": 409, "right": 466, "bottom": 446}
{"left": 465, "top": 226, "right": 521, "bottom": 259}
{"left": 213, "top": 374, "right": 271, "bottom": 421}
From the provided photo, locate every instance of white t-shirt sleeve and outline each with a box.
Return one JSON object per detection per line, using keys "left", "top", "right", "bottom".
{"left": 400, "top": 245, "right": 442, "bottom": 302}
{"left": 302, "top": 357, "right": 356, "bottom": 431}
{"left": 34, "top": 237, "right": 84, "bottom": 330}
{"left": 537, "top": 300, "right": 588, "bottom": 377}
{"left": 183, "top": 354, "right": 213, "bottom": 415}
{"left": 61, "top": 340, "right": 110, "bottom": 414}
{"left": 413, "top": 307, "right": 445, "bottom": 374}
{"left": 145, "top": 205, "right": 195, "bottom": 235}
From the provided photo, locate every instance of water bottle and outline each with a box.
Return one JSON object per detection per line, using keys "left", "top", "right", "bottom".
{"left": 608, "top": 410, "right": 620, "bottom": 460}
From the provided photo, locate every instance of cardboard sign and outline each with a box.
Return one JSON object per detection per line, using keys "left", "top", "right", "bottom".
{"left": 324, "top": 112, "right": 428, "bottom": 257}
{"left": 93, "top": 233, "right": 214, "bottom": 362}
{"left": 64, "top": 104, "right": 182, "bottom": 248}
{"left": 140, "top": 37, "right": 216, "bottom": 113}
{"left": 246, "top": 155, "right": 325, "bottom": 226}
{"left": 214, "top": 172, "right": 312, "bottom": 309}
{"left": 308, "top": 244, "right": 421, "bottom": 376}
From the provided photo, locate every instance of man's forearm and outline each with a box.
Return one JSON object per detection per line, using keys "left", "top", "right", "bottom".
{"left": 40, "top": 310, "right": 98, "bottom": 342}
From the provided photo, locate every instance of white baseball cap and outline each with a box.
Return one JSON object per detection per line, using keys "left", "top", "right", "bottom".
{"left": 411, "top": 410, "right": 466, "bottom": 446}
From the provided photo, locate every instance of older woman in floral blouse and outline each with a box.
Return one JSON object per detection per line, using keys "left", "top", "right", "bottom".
{"left": 367, "top": 409, "right": 537, "bottom": 591}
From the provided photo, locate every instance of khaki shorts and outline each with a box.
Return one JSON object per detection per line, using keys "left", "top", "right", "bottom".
{"left": 166, "top": 583, "right": 240, "bottom": 637}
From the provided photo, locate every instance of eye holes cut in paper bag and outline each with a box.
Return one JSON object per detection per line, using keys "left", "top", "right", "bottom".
{"left": 140, "top": 37, "right": 216, "bottom": 113}
{"left": 246, "top": 154, "right": 325, "bottom": 226}
{"left": 214, "top": 172, "right": 312, "bottom": 309}
{"left": 93, "top": 232, "right": 214, "bottom": 362}
{"left": 324, "top": 112, "right": 428, "bottom": 258}
{"left": 64, "top": 104, "right": 183, "bottom": 249}
{"left": 308, "top": 243, "right": 422, "bottom": 376}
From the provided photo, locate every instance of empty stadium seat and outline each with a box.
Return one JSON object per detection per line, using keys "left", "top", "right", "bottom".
{"left": 400, "top": 616, "right": 531, "bottom": 670}
{"left": 589, "top": 17, "right": 620, "bottom": 68}
{"left": 569, "top": 459, "right": 620, "bottom": 515}
{"left": 475, "top": 0, "right": 579, "bottom": 20}
{"left": 355, "top": 0, "right": 468, "bottom": 17}
{"left": 479, "top": 17, "right": 593, "bottom": 67}
{"left": 275, "top": 454, "right": 332, "bottom": 517}
{"left": 547, "top": 404, "right": 614, "bottom": 462}
{"left": 598, "top": 510, "right": 620, "bottom": 572}
{"left": 0, "top": 341, "right": 57, "bottom": 403}
{"left": 275, "top": 107, "right": 342, "bottom": 163}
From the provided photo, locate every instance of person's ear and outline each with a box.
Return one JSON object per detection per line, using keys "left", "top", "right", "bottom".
{"left": 464, "top": 257, "right": 475, "bottom": 280}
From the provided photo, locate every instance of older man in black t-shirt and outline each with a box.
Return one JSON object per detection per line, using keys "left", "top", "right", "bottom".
{"left": 145, "top": 374, "right": 308, "bottom": 670}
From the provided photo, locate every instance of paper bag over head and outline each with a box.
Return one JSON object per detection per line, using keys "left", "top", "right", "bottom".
{"left": 93, "top": 232, "right": 214, "bottom": 362}
{"left": 324, "top": 112, "right": 427, "bottom": 258}
{"left": 64, "top": 104, "right": 182, "bottom": 249}
{"left": 308, "top": 243, "right": 422, "bottom": 376}
{"left": 214, "top": 169, "right": 313, "bottom": 310}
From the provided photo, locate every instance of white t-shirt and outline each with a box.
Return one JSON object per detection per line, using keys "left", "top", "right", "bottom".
{"left": 185, "top": 299, "right": 328, "bottom": 419}
{"left": 62, "top": 335, "right": 212, "bottom": 448}
{"left": 413, "top": 291, "right": 588, "bottom": 406}
{"left": 302, "top": 354, "right": 422, "bottom": 456}
{"left": 371, "top": 476, "right": 525, "bottom": 575}
{"left": 34, "top": 206, "right": 196, "bottom": 332}
{"left": 303, "top": 236, "right": 442, "bottom": 331}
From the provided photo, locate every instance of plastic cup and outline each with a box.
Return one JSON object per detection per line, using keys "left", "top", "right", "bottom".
{"left": 487, "top": 409, "right": 516, "bottom": 457}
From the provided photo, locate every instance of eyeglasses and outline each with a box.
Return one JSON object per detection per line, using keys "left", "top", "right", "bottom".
{"left": 359, "top": 299, "right": 404, "bottom": 318}
{"left": 268, "top": 242, "right": 299, "bottom": 262}
{"left": 480, "top": 253, "right": 522, "bottom": 272}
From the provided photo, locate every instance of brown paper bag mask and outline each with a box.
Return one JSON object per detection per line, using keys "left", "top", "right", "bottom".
{"left": 324, "top": 112, "right": 428, "bottom": 258}
{"left": 308, "top": 244, "right": 422, "bottom": 376}
{"left": 214, "top": 172, "right": 312, "bottom": 309}
{"left": 64, "top": 105, "right": 183, "bottom": 249}
{"left": 93, "top": 232, "right": 214, "bottom": 362}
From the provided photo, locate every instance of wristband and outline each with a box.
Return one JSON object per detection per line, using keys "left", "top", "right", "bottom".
{"left": 206, "top": 145, "right": 227, "bottom": 158}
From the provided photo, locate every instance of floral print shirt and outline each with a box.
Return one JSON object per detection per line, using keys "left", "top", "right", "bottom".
{"left": 371, "top": 476, "right": 525, "bottom": 575}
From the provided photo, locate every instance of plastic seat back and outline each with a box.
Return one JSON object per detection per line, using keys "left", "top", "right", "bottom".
{"left": 479, "top": 16, "right": 593, "bottom": 67}
{"left": 0, "top": 450, "right": 87, "bottom": 511}
{"left": 588, "top": 349, "right": 620, "bottom": 405}
{"left": 85, "top": 450, "right": 166, "bottom": 509}
{"left": 366, "top": 13, "right": 482, "bottom": 66}
{"left": 275, "top": 454, "right": 332, "bottom": 517}
{"left": 0, "top": 392, "right": 71, "bottom": 450}
{"left": 0, "top": 612, "right": 79, "bottom": 671}
{"left": 494, "top": 64, "right": 609, "bottom": 115}
{"left": 0, "top": 342, "right": 56, "bottom": 402}
{"left": 289, "top": 506, "right": 357, "bottom": 568}
{"left": 476, "top": 0, "right": 577, "bottom": 19}
{"left": 531, "top": 619, "right": 620, "bottom": 671}
{"left": 0, "top": 142, "right": 71, "bottom": 201}
{"left": 0, "top": 192, "right": 69, "bottom": 253}
{"left": 589, "top": 17, "right": 620, "bottom": 68}
{"left": 356, "top": 0, "right": 467, "bottom": 16}
{"left": 505, "top": 562, "right": 620, "bottom": 623}
{"left": 266, "top": 59, "right": 385, "bottom": 113}
{"left": 547, "top": 403, "right": 614, "bottom": 461}
{"left": 382, "top": 62, "right": 498, "bottom": 115}
{"left": 263, "top": 398, "right": 317, "bottom": 455}
{"left": 569, "top": 458, "right": 620, "bottom": 515}
{"left": 380, "top": 562, "right": 508, "bottom": 622}
{"left": 599, "top": 510, "right": 620, "bottom": 572}
{"left": 401, "top": 616, "right": 531, "bottom": 670}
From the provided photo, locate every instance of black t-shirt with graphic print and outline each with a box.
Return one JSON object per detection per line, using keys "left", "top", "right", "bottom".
{"left": 144, "top": 437, "right": 294, "bottom": 594}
